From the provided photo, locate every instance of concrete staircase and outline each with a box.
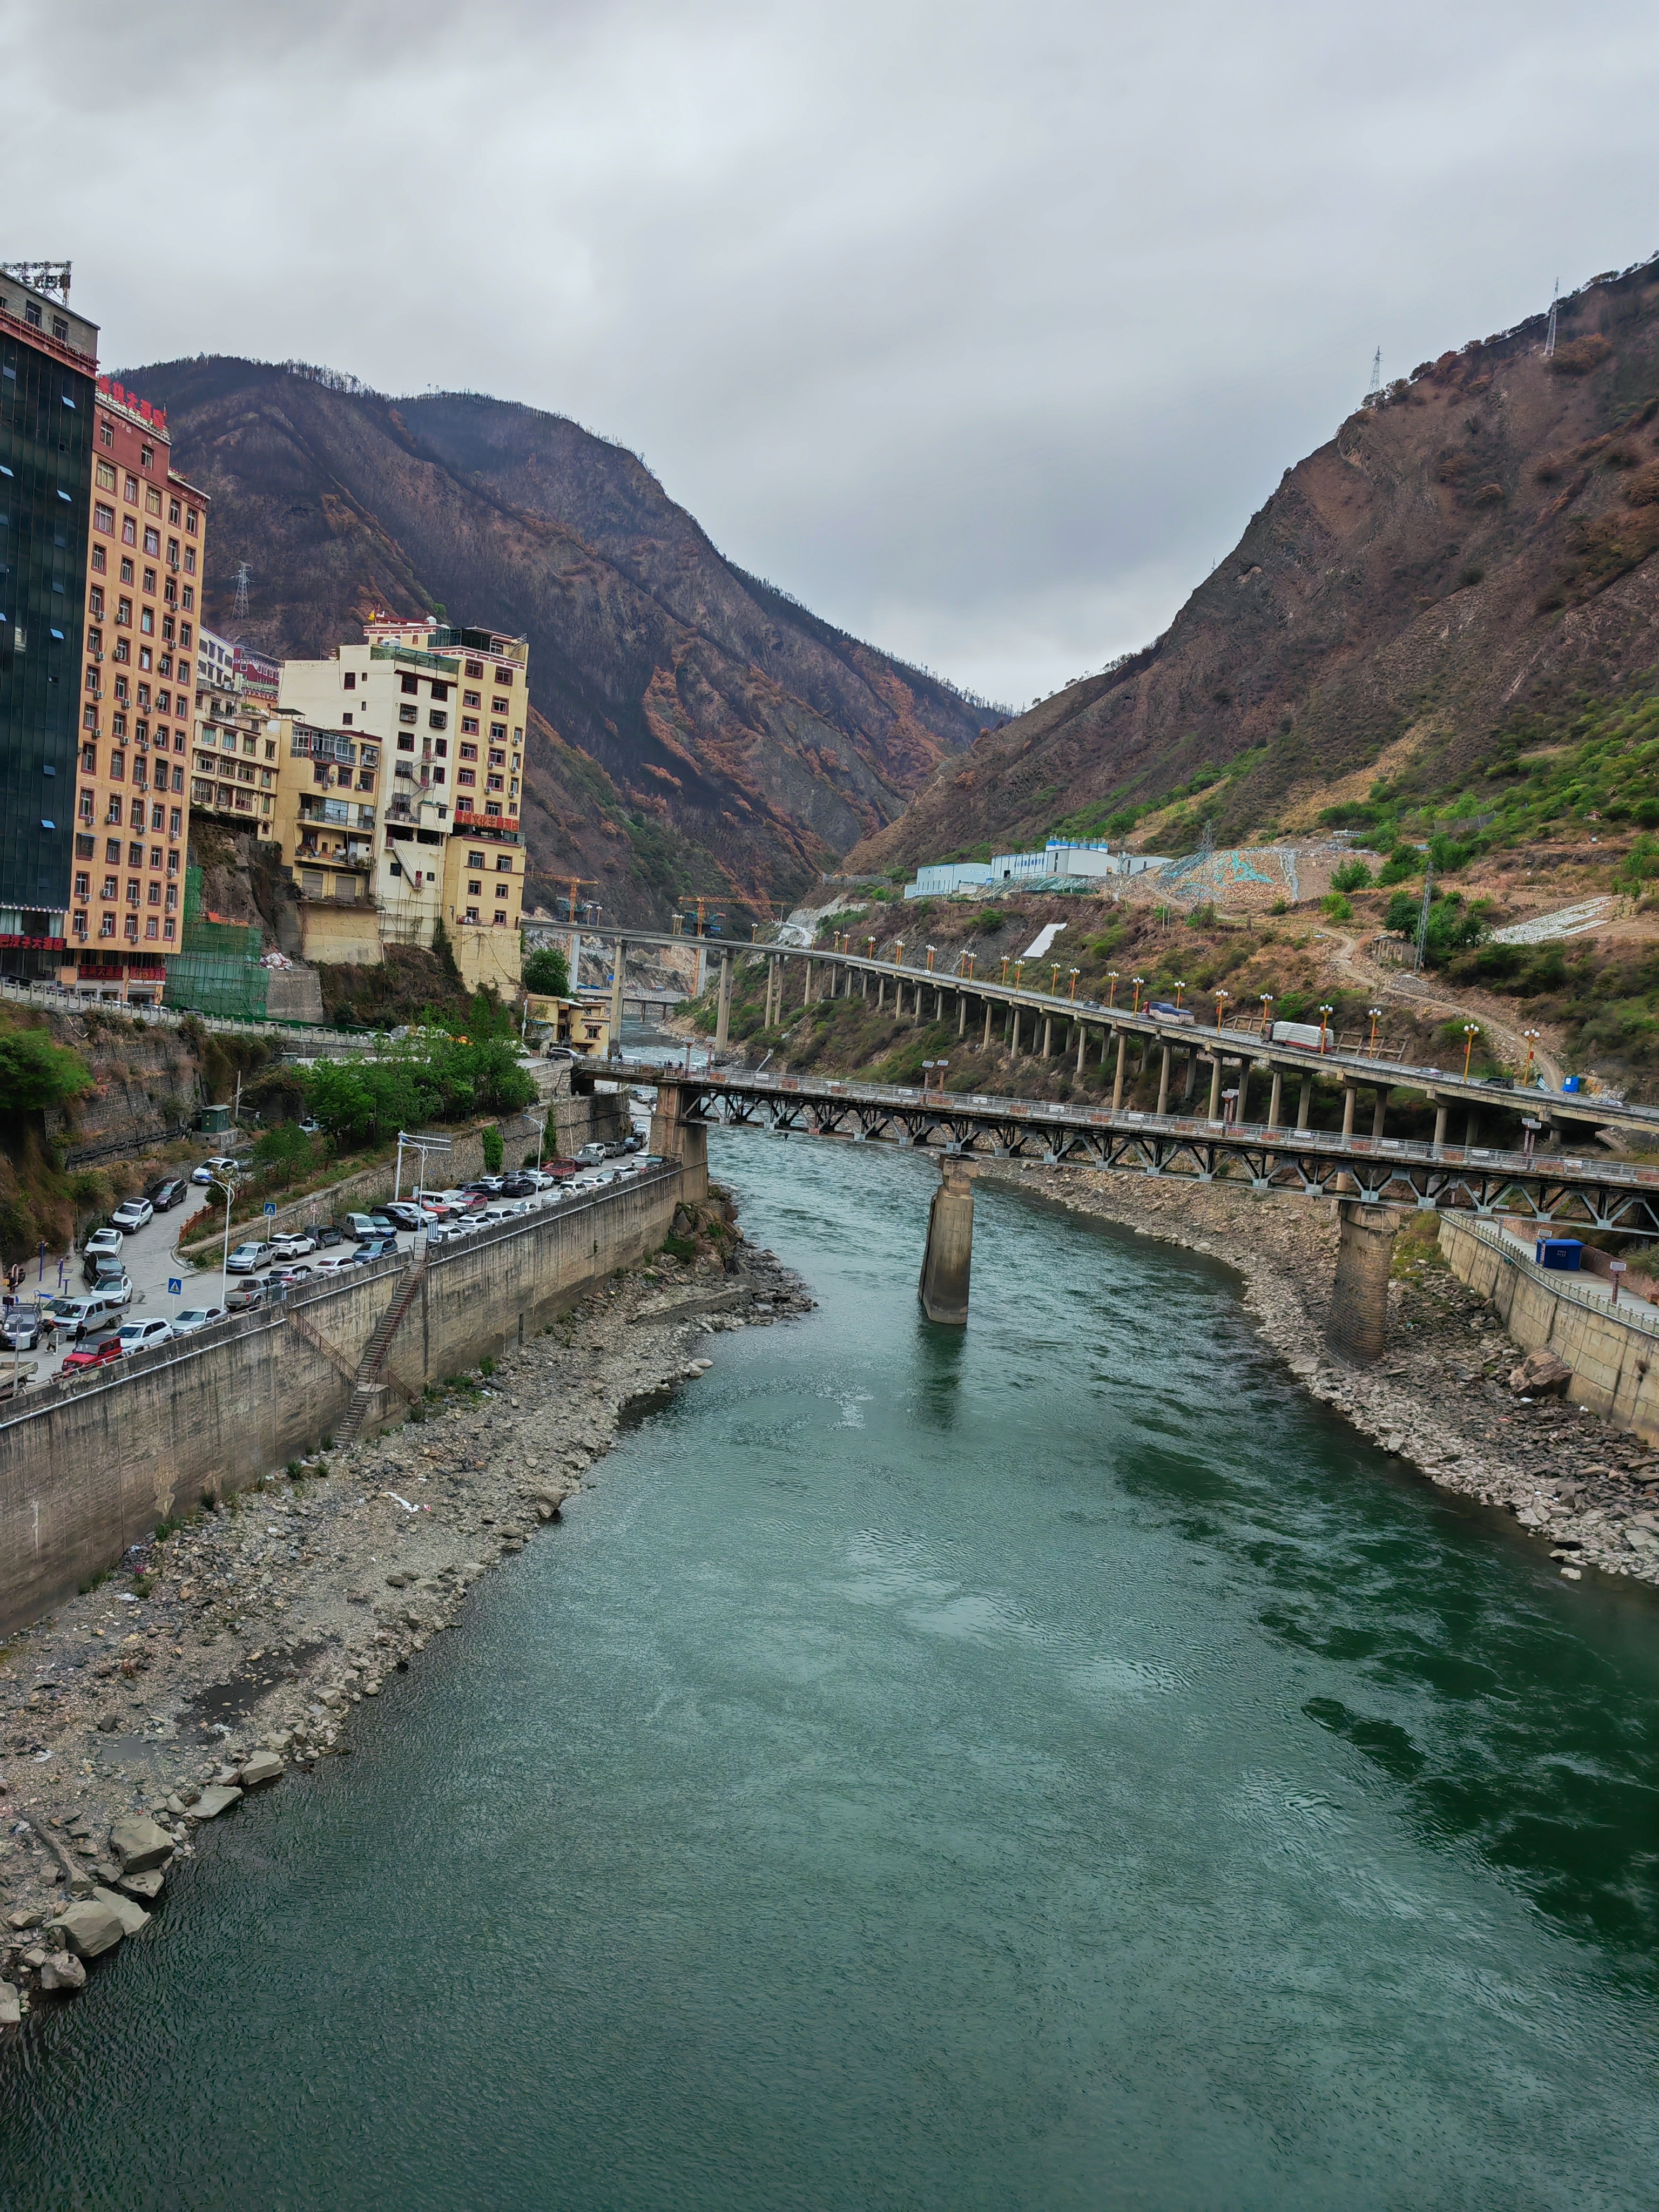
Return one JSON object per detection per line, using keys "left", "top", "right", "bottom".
{"left": 335, "top": 1252, "right": 429, "bottom": 1445}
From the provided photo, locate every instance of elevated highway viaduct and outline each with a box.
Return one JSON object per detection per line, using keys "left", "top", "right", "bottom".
{"left": 577, "top": 928, "right": 1657, "bottom": 1155}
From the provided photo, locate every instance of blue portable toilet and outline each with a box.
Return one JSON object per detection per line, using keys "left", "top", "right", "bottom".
{"left": 1561, "top": 1075, "right": 1582, "bottom": 1094}
{"left": 1535, "top": 1238, "right": 1582, "bottom": 1271}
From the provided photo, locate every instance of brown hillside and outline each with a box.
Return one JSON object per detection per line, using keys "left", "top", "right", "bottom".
{"left": 848, "top": 258, "right": 1659, "bottom": 874}
{"left": 116, "top": 360, "right": 988, "bottom": 925}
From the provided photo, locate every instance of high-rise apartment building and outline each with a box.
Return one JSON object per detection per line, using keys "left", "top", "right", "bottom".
{"left": 66, "top": 376, "right": 210, "bottom": 1002}
{"left": 279, "top": 616, "right": 526, "bottom": 991}
{"left": 0, "top": 268, "right": 98, "bottom": 973}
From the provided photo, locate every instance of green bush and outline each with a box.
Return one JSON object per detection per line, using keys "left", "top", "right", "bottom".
{"left": 1384, "top": 889, "right": 1420, "bottom": 934}
{"left": 481, "top": 1124, "right": 504, "bottom": 1174}
{"left": 1378, "top": 849, "right": 1420, "bottom": 885}
{"left": 0, "top": 1028, "right": 94, "bottom": 1113}
{"left": 1330, "top": 859, "right": 1373, "bottom": 893}
{"left": 1320, "top": 893, "right": 1353, "bottom": 921}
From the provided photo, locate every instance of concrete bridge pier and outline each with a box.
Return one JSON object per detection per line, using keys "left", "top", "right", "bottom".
{"left": 648, "top": 1082, "right": 709, "bottom": 1203}
{"left": 1372, "top": 1090, "right": 1387, "bottom": 1141}
{"left": 1267, "top": 1068, "right": 1283, "bottom": 1128}
{"left": 1076, "top": 1022, "right": 1088, "bottom": 1076}
{"left": 1157, "top": 1044, "right": 1171, "bottom": 1115}
{"left": 1011, "top": 1008, "right": 1023, "bottom": 1055}
{"left": 1112, "top": 1030, "right": 1128, "bottom": 1109}
{"left": 1297, "top": 1077, "right": 1312, "bottom": 1130}
{"left": 1207, "top": 1054, "right": 1223, "bottom": 1119}
{"left": 1433, "top": 1103, "right": 1448, "bottom": 1150}
{"left": 609, "top": 948, "right": 625, "bottom": 1059}
{"left": 958, "top": 994, "right": 968, "bottom": 1037}
{"left": 714, "top": 953, "right": 733, "bottom": 1051}
{"left": 1042, "top": 1015, "right": 1054, "bottom": 1057}
{"left": 982, "top": 1000, "right": 993, "bottom": 1048}
{"left": 1325, "top": 1201, "right": 1399, "bottom": 1364}
{"left": 918, "top": 1157, "right": 977, "bottom": 1325}
{"left": 1341, "top": 1085, "right": 1356, "bottom": 1138}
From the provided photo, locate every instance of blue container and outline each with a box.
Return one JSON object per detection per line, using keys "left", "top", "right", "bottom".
{"left": 1561, "top": 1075, "right": 1582, "bottom": 1094}
{"left": 1535, "top": 1238, "right": 1582, "bottom": 1271}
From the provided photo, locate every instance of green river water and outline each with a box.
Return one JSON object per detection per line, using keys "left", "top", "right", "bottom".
{"left": 3, "top": 1133, "right": 1659, "bottom": 2210}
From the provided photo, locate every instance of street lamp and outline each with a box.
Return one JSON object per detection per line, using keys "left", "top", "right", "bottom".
{"left": 1213, "top": 988, "right": 1231, "bottom": 1030}
{"left": 1259, "top": 993, "right": 1274, "bottom": 1037}
{"left": 1317, "top": 1003, "right": 1334, "bottom": 1054}
{"left": 865, "top": 936, "right": 876, "bottom": 959}
{"left": 1013, "top": 961, "right": 1025, "bottom": 989}
{"left": 1174, "top": 980, "right": 1186, "bottom": 1009}
{"left": 1051, "top": 962, "right": 1063, "bottom": 993}
{"left": 1522, "top": 1028, "right": 1541, "bottom": 1084}
{"left": 1107, "top": 970, "right": 1120, "bottom": 1007}
{"left": 926, "top": 945, "right": 936, "bottom": 972}
{"left": 211, "top": 1170, "right": 239, "bottom": 1304}
{"left": 1366, "top": 1006, "right": 1383, "bottom": 1057}
{"left": 894, "top": 941, "right": 905, "bottom": 969}
{"left": 1068, "top": 968, "right": 1080, "bottom": 1000}
{"left": 1461, "top": 1022, "right": 1480, "bottom": 1079}
{"left": 1131, "top": 974, "right": 1145, "bottom": 1013}
{"left": 1001, "top": 957, "right": 1011, "bottom": 983}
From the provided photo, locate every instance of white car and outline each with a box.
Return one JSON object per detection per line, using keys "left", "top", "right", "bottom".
{"left": 116, "top": 1317, "right": 176, "bottom": 1355}
{"left": 191, "top": 1155, "right": 241, "bottom": 1186}
{"left": 110, "top": 1198, "right": 154, "bottom": 1232}
{"left": 171, "top": 1306, "right": 226, "bottom": 1335}
{"left": 85, "top": 1226, "right": 124, "bottom": 1261}
{"left": 312, "top": 1253, "right": 356, "bottom": 1277}
{"left": 269, "top": 1231, "right": 316, "bottom": 1259}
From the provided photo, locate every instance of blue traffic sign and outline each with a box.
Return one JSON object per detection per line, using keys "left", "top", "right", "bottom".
{"left": 167, "top": 1278, "right": 182, "bottom": 1296}
{"left": 264, "top": 1203, "right": 277, "bottom": 1217}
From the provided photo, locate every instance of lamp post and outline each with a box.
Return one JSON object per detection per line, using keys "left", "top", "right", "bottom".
{"left": 895, "top": 941, "right": 905, "bottom": 969}
{"left": 1107, "top": 970, "right": 1120, "bottom": 1007}
{"left": 965, "top": 953, "right": 976, "bottom": 980}
{"left": 1174, "top": 980, "right": 1186, "bottom": 1010}
{"left": 1213, "top": 988, "right": 1230, "bottom": 1030}
{"left": 1131, "top": 974, "right": 1145, "bottom": 1014}
{"left": 926, "top": 945, "right": 936, "bottom": 972}
{"left": 1610, "top": 1259, "right": 1628, "bottom": 1306}
{"left": 1366, "top": 1006, "right": 1383, "bottom": 1058}
{"left": 1259, "top": 993, "right": 1274, "bottom": 1037}
{"left": 1461, "top": 1022, "right": 1480, "bottom": 1079}
{"left": 1013, "top": 961, "right": 1025, "bottom": 989}
{"left": 865, "top": 936, "right": 876, "bottom": 959}
{"left": 1001, "top": 957, "right": 1011, "bottom": 983}
{"left": 1522, "top": 1028, "right": 1541, "bottom": 1084}
{"left": 1068, "top": 968, "right": 1080, "bottom": 1000}
{"left": 211, "top": 1172, "right": 238, "bottom": 1305}
{"left": 1317, "top": 1003, "right": 1334, "bottom": 1054}
{"left": 1050, "top": 962, "right": 1062, "bottom": 994}
{"left": 1222, "top": 1087, "right": 1238, "bottom": 1127}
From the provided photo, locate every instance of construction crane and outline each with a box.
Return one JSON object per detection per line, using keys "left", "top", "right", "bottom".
{"left": 676, "top": 895, "right": 726, "bottom": 938}
{"left": 547, "top": 875, "right": 598, "bottom": 925}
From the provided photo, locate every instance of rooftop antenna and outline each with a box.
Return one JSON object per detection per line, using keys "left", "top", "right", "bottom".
{"left": 1543, "top": 279, "right": 1560, "bottom": 360}
{"left": 1365, "top": 346, "right": 1382, "bottom": 403}
{"left": 233, "top": 562, "right": 251, "bottom": 620}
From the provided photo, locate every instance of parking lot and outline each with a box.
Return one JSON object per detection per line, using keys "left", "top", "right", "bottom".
{"left": 2, "top": 1109, "right": 657, "bottom": 1392}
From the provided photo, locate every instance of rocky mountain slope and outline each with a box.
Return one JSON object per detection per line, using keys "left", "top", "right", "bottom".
{"left": 849, "top": 255, "right": 1659, "bottom": 875}
{"left": 119, "top": 359, "right": 990, "bottom": 923}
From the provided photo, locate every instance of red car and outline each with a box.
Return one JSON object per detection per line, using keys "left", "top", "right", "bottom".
{"left": 60, "top": 1338, "right": 124, "bottom": 1373}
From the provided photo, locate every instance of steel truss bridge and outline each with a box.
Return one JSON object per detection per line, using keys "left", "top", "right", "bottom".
{"left": 625, "top": 1062, "right": 1659, "bottom": 1240}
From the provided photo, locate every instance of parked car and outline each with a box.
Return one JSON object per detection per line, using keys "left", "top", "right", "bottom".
{"left": 622, "top": 1133, "right": 644, "bottom": 1153}
{"left": 269, "top": 1231, "right": 316, "bottom": 1259}
{"left": 312, "top": 1253, "right": 357, "bottom": 1277}
{"left": 224, "top": 1281, "right": 264, "bottom": 1313}
{"left": 352, "top": 1237, "right": 402, "bottom": 1264}
{"left": 315, "top": 1224, "right": 343, "bottom": 1248}
{"left": 544, "top": 1157, "right": 578, "bottom": 1183}
{"left": 191, "top": 1155, "right": 241, "bottom": 1186}
{"left": 1, "top": 1303, "right": 46, "bottom": 1351}
{"left": 44, "top": 1293, "right": 123, "bottom": 1338}
{"left": 86, "top": 1270, "right": 133, "bottom": 1309}
{"left": 270, "top": 1265, "right": 314, "bottom": 1288}
{"left": 500, "top": 1175, "right": 538, "bottom": 1198}
{"left": 226, "top": 1241, "right": 275, "bottom": 1275}
{"left": 147, "top": 1177, "right": 190, "bottom": 1211}
{"left": 574, "top": 1144, "right": 608, "bottom": 1166}
{"left": 60, "top": 1338, "right": 125, "bottom": 1373}
{"left": 343, "top": 1213, "right": 382, "bottom": 1243}
{"left": 110, "top": 1198, "right": 154, "bottom": 1232}
{"left": 171, "top": 1306, "right": 226, "bottom": 1336}
{"left": 380, "top": 1203, "right": 427, "bottom": 1231}
{"left": 116, "top": 1317, "right": 176, "bottom": 1356}
{"left": 84, "top": 1226, "right": 124, "bottom": 1262}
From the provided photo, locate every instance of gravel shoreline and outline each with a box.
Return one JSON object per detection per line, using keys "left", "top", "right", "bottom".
{"left": 994, "top": 1161, "right": 1659, "bottom": 1589}
{"left": 0, "top": 1192, "right": 810, "bottom": 2025}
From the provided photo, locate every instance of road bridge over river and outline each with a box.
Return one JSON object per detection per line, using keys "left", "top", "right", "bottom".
{"left": 591, "top": 1056, "right": 1659, "bottom": 1361}
{"left": 580, "top": 929, "right": 1656, "bottom": 1152}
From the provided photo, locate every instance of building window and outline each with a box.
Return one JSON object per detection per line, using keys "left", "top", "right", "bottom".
{"left": 72, "top": 910, "right": 89, "bottom": 939}
{"left": 464, "top": 659, "right": 483, "bottom": 679}
{"left": 494, "top": 667, "right": 514, "bottom": 686}
{"left": 399, "top": 704, "right": 417, "bottom": 724}
{"left": 185, "top": 508, "right": 197, "bottom": 534}
{"left": 93, "top": 500, "right": 116, "bottom": 536}
{"left": 99, "top": 416, "right": 113, "bottom": 448}
{"left": 464, "top": 906, "right": 480, "bottom": 923}
{"left": 490, "top": 723, "right": 507, "bottom": 743}
{"left": 143, "top": 527, "right": 160, "bottom": 556}
{"left": 123, "top": 474, "right": 139, "bottom": 504}
{"left": 495, "top": 855, "right": 512, "bottom": 873}
{"left": 140, "top": 608, "right": 154, "bottom": 635}
{"left": 459, "top": 742, "right": 477, "bottom": 761}
{"left": 428, "top": 710, "right": 447, "bottom": 731}
{"left": 125, "top": 880, "right": 140, "bottom": 907}
{"left": 458, "top": 767, "right": 476, "bottom": 787}
{"left": 487, "top": 775, "right": 504, "bottom": 793}
{"left": 400, "top": 673, "right": 419, "bottom": 695}
{"left": 145, "top": 486, "right": 160, "bottom": 515}
{"left": 99, "top": 913, "right": 114, "bottom": 939}
{"left": 461, "top": 716, "right": 478, "bottom": 736}
{"left": 116, "top": 597, "right": 132, "bottom": 628}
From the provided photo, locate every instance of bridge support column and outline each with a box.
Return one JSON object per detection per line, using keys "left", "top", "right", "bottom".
{"left": 1372, "top": 1090, "right": 1387, "bottom": 1141}
{"left": 1326, "top": 1202, "right": 1398, "bottom": 1365}
{"left": 958, "top": 993, "right": 967, "bottom": 1036}
{"left": 1267, "top": 1068, "right": 1282, "bottom": 1128}
{"left": 1207, "top": 1055, "right": 1223, "bottom": 1120}
{"left": 1183, "top": 1050, "right": 1197, "bottom": 1103}
{"left": 714, "top": 953, "right": 733, "bottom": 1051}
{"left": 609, "top": 947, "right": 625, "bottom": 1059}
{"left": 1433, "top": 1104, "right": 1447, "bottom": 1150}
{"left": 1341, "top": 1085, "right": 1356, "bottom": 1138}
{"left": 648, "top": 1082, "right": 710, "bottom": 1204}
{"left": 1465, "top": 1108, "right": 1480, "bottom": 1147}
{"left": 1011, "top": 1009, "right": 1022, "bottom": 1055}
{"left": 877, "top": 976, "right": 886, "bottom": 1011}
{"left": 1042, "top": 1015, "right": 1053, "bottom": 1057}
{"left": 768, "top": 956, "right": 781, "bottom": 1027}
{"left": 804, "top": 959, "right": 814, "bottom": 1006}
{"left": 1112, "top": 1030, "right": 1128, "bottom": 1109}
{"left": 1157, "top": 1044, "right": 1171, "bottom": 1115}
{"left": 1297, "top": 1077, "right": 1312, "bottom": 1130}
{"left": 1076, "top": 1023, "right": 1087, "bottom": 1077}
{"left": 918, "top": 1157, "right": 977, "bottom": 1325}
{"left": 982, "top": 999, "right": 993, "bottom": 1048}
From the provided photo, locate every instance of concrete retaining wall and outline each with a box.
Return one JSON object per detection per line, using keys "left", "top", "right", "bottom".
{"left": 1439, "top": 1214, "right": 1659, "bottom": 1445}
{"left": 0, "top": 1168, "right": 684, "bottom": 1636}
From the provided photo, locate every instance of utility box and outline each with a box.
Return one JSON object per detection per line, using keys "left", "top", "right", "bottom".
{"left": 198, "top": 1103, "right": 232, "bottom": 1134}
{"left": 1561, "top": 1075, "right": 1582, "bottom": 1094}
{"left": 1535, "top": 1237, "right": 1582, "bottom": 1271}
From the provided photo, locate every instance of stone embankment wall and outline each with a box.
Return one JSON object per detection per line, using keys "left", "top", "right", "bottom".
{"left": 0, "top": 1168, "right": 684, "bottom": 1636}
{"left": 1439, "top": 1215, "right": 1659, "bottom": 1444}
{"left": 176, "top": 1094, "right": 630, "bottom": 1255}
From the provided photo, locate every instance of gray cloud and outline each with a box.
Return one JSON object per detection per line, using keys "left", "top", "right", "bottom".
{"left": 8, "top": 0, "right": 1658, "bottom": 706}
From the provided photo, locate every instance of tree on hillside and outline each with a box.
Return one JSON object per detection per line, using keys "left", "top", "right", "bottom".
{"left": 522, "top": 946, "right": 570, "bottom": 997}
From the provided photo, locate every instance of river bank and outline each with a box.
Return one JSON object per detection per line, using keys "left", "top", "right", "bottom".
{"left": 994, "top": 1161, "right": 1659, "bottom": 1590}
{"left": 0, "top": 1188, "right": 811, "bottom": 2025}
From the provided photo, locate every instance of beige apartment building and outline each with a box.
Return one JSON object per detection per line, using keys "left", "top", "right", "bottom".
{"left": 278, "top": 617, "right": 527, "bottom": 990}
{"left": 68, "top": 377, "right": 210, "bottom": 1001}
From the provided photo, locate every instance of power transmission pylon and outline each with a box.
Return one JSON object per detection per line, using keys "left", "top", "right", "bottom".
{"left": 1543, "top": 280, "right": 1559, "bottom": 361}
{"left": 233, "top": 562, "right": 251, "bottom": 619}
{"left": 1366, "top": 346, "right": 1382, "bottom": 402}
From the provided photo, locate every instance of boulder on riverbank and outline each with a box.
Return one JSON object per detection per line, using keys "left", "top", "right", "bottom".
{"left": 109, "top": 1815, "right": 173, "bottom": 1874}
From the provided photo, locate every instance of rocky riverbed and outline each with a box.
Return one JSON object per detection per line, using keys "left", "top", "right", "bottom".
{"left": 997, "top": 1162, "right": 1659, "bottom": 1590}
{"left": 0, "top": 1189, "right": 811, "bottom": 2026}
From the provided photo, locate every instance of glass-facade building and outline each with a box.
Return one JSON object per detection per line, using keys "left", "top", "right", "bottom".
{"left": 0, "top": 277, "right": 98, "bottom": 968}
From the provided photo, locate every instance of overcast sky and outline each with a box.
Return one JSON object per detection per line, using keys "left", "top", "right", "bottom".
{"left": 8, "top": 0, "right": 1658, "bottom": 707}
